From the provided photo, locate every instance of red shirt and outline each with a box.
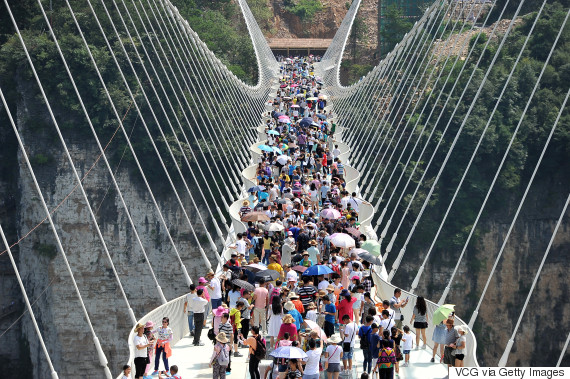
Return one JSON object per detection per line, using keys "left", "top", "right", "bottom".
{"left": 338, "top": 297, "right": 357, "bottom": 321}
{"left": 277, "top": 323, "right": 298, "bottom": 341}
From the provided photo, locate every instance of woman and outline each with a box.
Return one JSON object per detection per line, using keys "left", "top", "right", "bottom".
{"left": 210, "top": 332, "right": 231, "bottom": 379}
{"left": 453, "top": 326, "right": 468, "bottom": 368}
{"left": 268, "top": 295, "right": 284, "bottom": 347}
{"left": 152, "top": 317, "right": 173, "bottom": 376}
{"left": 324, "top": 334, "right": 343, "bottom": 379}
{"left": 133, "top": 323, "right": 151, "bottom": 379}
{"left": 410, "top": 296, "right": 429, "bottom": 348}
{"left": 302, "top": 338, "right": 322, "bottom": 379}
{"left": 287, "top": 358, "right": 304, "bottom": 378}
{"left": 242, "top": 326, "right": 264, "bottom": 379}
{"left": 284, "top": 301, "right": 304, "bottom": 331}
{"left": 337, "top": 290, "right": 356, "bottom": 322}
{"left": 143, "top": 321, "right": 156, "bottom": 376}
{"left": 309, "top": 182, "right": 319, "bottom": 211}
{"left": 277, "top": 314, "right": 298, "bottom": 343}
{"left": 431, "top": 321, "right": 447, "bottom": 363}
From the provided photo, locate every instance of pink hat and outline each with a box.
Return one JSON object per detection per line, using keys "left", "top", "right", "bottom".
{"left": 351, "top": 275, "right": 360, "bottom": 281}
{"left": 287, "top": 231, "right": 293, "bottom": 236}
{"left": 144, "top": 321, "right": 154, "bottom": 328}
{"left": 198, "top": 277, "right": 207, "bottom": 283}
{"left": 213, "top": 306, "right": 228, "bottom": 317}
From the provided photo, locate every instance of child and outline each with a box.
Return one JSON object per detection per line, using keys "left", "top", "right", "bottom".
{"left": 286, "top": 358, "right": 304, "bottom": 378}
{"left": 322, "top": 295, "right": 336, "bottom": 338}
{"left": 369, "top": 324, "right": 381, "bottom": 377}
{"left": 158, "top": 365, "right": 181, "bottom": 379}
{"left": 305, "top": 303, "right": 318, "bottom": 323}
{"left": 120, "top": 365, "right": 131, "bottom": 379}
{"left": 401, "top": 325, "right": 413, "bottom": 367}
{"left": 358, "top": 316, "right": 374, "bottom": 374}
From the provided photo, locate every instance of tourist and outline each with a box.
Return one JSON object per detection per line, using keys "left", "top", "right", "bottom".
{"left": 369, "top": 323, "right": 381, "bottom": 375}
{"left": 207, "top": 270, "right": 224, "bottom": 310}
{"left": 443, "top": 319, "right": 460, "bottom": 371}
{"left": 133, "top": 323, "right": 151, "bottom": 379}
{"left": 253, "top": 279, "right": 269, "bottom": 334}
{"left": 389, "top": 288, "right": 409, "bottom": 329}
{"left": 268, "top": 295, "right": 284, "bottom": 348}
{"left": 277, "top": 314, "right": 298, "bottom": 342}
{"left": 191, "top": 288, "right": 209, "bottom": 346}
{"left": 210, "top": 332, "right": 231, "bottom": 379}
{"left": 340, "top": 314, "right": 358, "bottom": 374}
{"left": 238, "top": 290, "right": 253, "bottom": 339}
{"left": 241, "top": 326, "right": 264, "bottom": 379}
{"left": 152, "top": 317, "right": 173, "bottom": 376}
{"left": 284, "top": 301, "right": 303, "bottom": 330}
{"left": 230, "top": 302, "right": 245, "bottom": 357}
{"left": 143, "top": 321, "right": 156, "bottom": 376}
{"left": 373, "top": 339, "right": 396, "bottom": 379}
{"left": 338, "top": 289, "right": 356, "bottom": 322}
{"left": 183, "top": 284, "right": 197, "bottom": 337}
{"left": 302, "top": 338, "right": 322, "bottom": 379}
{"left": 401, "top": 325, "right": 413, "bottom": 367}
{"left": 453, "top": 325, "right": 468, "bottom": 368}
{"left": 431, "top": 320, "right": 446, "bottom": 363}
{"left": 324, "top": 334, "right": 343, "bottom": 379}
{"left": 120, "top": 364, "right": 131, "bottom": 379}
{"left": 409, "top": 296, "right": 428, "bottom": 348}
{"left": 158, "top": 365, "right": 181, "bottom": 379}
{"left": 358, "top": 316, "right": 374, "bottom": 374}
{"left": 197, "top": 277, "right": 212, "bottom": 324}
{"left": 286, "top": 358, "right": 304, "bottom": 378}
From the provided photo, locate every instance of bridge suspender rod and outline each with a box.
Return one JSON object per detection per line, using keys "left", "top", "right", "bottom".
{"left": 384, "top": 0, "right": 514, "bottom": 274}
{"left": 467, "top": 11, "right": 570, "bottom": 328}
{"left": 33, "top": 0, "right": 171, "bottom": 305}
{"left": 65, "top": 0, "right": 195, "bottom": 283}
{"left": 558, "top": 331, "right": 570, "bottom": 367}
{"left": 0, "top": 10, "right": 112, "bottom": 376}
{"left": 374, "top": 0, "right": 499, "bottom": 243}
{"left": 498, "top": 188, "right": 570, "bottom": 366}
{"left": 0, "top": 223, "right": 59, "bottom": 379}
{"left": 88, "top": 0, "right": 219, "bottom": 262}
{"left": 107, "top": 0, "right": 228, "bottom": 247}
{"left": 434, "top": 0, "right": 547, "bottom": 305}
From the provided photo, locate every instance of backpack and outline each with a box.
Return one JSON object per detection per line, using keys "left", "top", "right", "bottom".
{"left": 269, "top": 287, "right": 281, "bottom": 305}
{"left": 217, "top": 344, "right": 230, "bottom": 367}
{"left": 254, "top": 237, "right": 264, "bottom": 257}
{"left": 207, "top": 328, "right": 216, "bottom": 341}
{"left": 253, "top": 336, "right": 267, "bottom": 360}
{"left": 378, "top": 347, "right": 396, "bottom": 368}
{"left": 359, "top": 328, "right": 370, "bottom": 350}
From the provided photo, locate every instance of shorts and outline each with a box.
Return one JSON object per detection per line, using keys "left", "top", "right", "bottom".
{"left": 303, "top": 374, "right": 319, "bottom": 379}
{"left": 443, "top": 346, "right": 455, "bottom": 365}
{"left": 455, "top": 354, "right": 465, "bottom": 361}
{"left": 327, "top": 363, "right": 341, "bottom": 373}
{"left": 343, "top": 347, "right": 354, "bottom": 360}
{"left": 403, "top": 350, "right": 411, "bottom": 355}
{"left": 414, "top": 322, "right": 428, "bottom": 329}
{"left": 353, "top": 300, "right": 361, "bottom": 309}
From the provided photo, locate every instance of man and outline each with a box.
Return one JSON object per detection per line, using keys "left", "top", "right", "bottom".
{"left": 230, "top": 233, "right": 247, "bottom": 262}
{"left": 318, "top": 230, "right": 331, "bottom": 263}
{"left": 230, "top": 301, "right": 245, "bottom": 357}
{"left": 183, "top": 284, "right": 197, "bottom": 337}
{"left": 238, "top": 290, "right": 253, "bottom": 339}
{"left": 296, "top": 276, "right": 317, "bottom": 310}
{"left": 443, "top": 319, "right": 460, "bottom": 371}
{"left": 317, "top": 275, "right": 330, "bottom": 291}
{"left": 319, "top": 180, "right": 330, "bottom": 204}
{"left": 206, "top": 270, "right": 223, "bottom": 310}
{"left": 379, "top": 309, "right": 395, "bottom": 338}
{"left": 307, "top": 240, "right": 320, "bottom": 264}
{"left": 239, "top": 200, "right": 251, "bottom": 217}
{"left": 252, "top": 279, "right": 269, "bottom": 334}
{"left": 190, "top": 289, "right": 208, "bottom": 346}
{"left": 332, "top": 144, "right": 341, "bottom": 159}
{"left": 296, "top": 227, "right": 311, "bottom": 252}
{"left": 390, "top": 288, "right": 409, "bottom": 328}
{"left": 348, "top": 192, "right": 362, "bottom": 213}
{"left": 285, "top": 264, "right": 298, "bottom": 283}
{"left": 341, "top": 314, "right": 358, "bottom": 374}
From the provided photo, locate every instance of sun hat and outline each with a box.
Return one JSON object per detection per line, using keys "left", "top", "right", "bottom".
{"left": 303, "top": 252, "right": 309, "bottom": 256}
{"left": 351, "top": 275, "right": 360, "bottom": 281}
{"left": 282, "top": 314, "right": 295, "bottom": 323}
{"left": 134, "top": 323, "right": 145, "bottom": 332}
{"left": 326, "top": 284, "right": 335, "bottom": 292}
{"left": 198, "top": 277, "right": 207, "bottom": 283}
{"left": 243, "top": 200, "right": 250, "bottom": 206}
{"left": 328, "top": 335, "right": 342, "bottom": 344}
{"left": 213, "top": 306, "right": 228, "bottom": 317}
{"left": 216, "top": 332, "right": 229, "bottom": 344}
{"left": 289, "top": 293, "right": 299, "bottom": 299}
{"left": 144, "top": 321, "right": 155, "bottom": 329}
{"left": 340, "top": 289, "right": 350, "bottom": 297}
{"left": 318, "top": 289, "right": 327, "bottom": 297}
{"left": 284, "top": 301, "right": 296, "bottom": 311}
{"left": 456, "top": 325, "right": 469, "bottom": 334}
{"left": 309, "top": 240, "right": 317, "bottom": 246}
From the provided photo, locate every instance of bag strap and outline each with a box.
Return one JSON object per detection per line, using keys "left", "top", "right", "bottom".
{"left": 327, "top": 346, "right": 339, "bottom": 362}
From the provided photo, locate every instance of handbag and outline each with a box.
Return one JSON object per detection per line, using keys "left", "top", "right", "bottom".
{"left": 342, "top": 323, "right": 356, "bottom": 352}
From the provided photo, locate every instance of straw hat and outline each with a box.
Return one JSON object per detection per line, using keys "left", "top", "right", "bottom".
{"left": 318, "top": 289, "right": 327, "bottom": 297}
{"left": 309, "top": 240, "right": 317, "bottom": 246}
{"left": 216, "top": 332, "right": 229, "bottom": 344}
{"left": 326, "top": 284, "right": 335, "bottom": 292}
{"left": 284, "top": 301, "right": 296, "bottom": 311}
{"left": 134, "top": 323, "right": 145, "bottom": 332}
{"left": 282, "top": 313, "right": 295, "bottom": 323}
{"left": 328, "top": 335, "right": 342, "bottom": 344}
{"left": 243, "top": 200, "right": 250, "bottom": 206}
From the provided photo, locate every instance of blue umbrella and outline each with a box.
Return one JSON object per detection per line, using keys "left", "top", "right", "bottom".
{"left": 302, "top": 264, "right": 334, "bottom": 276}
{"left": 258, "top": 144, "right": 273, "bottom": 152}
{"left": 267, "top": 130, "right": 280, "bottom": 135}
{"left": 270, "top": 346, "right": 308, "bottom": 359}
{"left": 247, "top": 185, "right": 265, "bottom": 192}
{"left": 299, "top": 117, "right": 313, "bottom": 127}
{"left": 316, "top": 113, "right": 327, "bottom": 120}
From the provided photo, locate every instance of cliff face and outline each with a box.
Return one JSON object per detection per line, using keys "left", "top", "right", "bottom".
{"left": 0, "top": 80, "right": 214, "bottom": 377}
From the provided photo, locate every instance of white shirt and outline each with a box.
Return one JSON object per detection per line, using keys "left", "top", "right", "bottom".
{"left": 343, "top": 322, "right": 358, "bottom": 347}
{"left": 304, "top": 348, "right": 323, "bottom": 375}
{"left": 186, "top": 292, "right": 196, "bottom": 315}
{"left": 306, "top": 310, "right": 318, "bottom": 323}
{"left": 209, "top": 277, "right": 222, "bottom": 299}
{"left": 133, "top": 335, "right": 149, "bottom": 358}
{"left": 235, "top": 240, "right": 246, "bottom": 255}
{"left": 332, "top": 148, "right": 341, "bottom": 158}
{"left": 347, "top": 197, "right": 362, "bottom": 212}
{"left": 228, "top": 290, "right": 241, "bottom": 308}
{"left": 402, "top": 332, "right": 413, "bottom": 350}
{"left": 318, "top": 280, "right": 330, "bottom": 291}
{"left": 380, "top": 318, "right": 395, "bottom": 337}
{"left": 326, "top": 344, "right": 342, "bottom": 364}
{"left": 191, "top": 295, "right": 209, "bottom": 313}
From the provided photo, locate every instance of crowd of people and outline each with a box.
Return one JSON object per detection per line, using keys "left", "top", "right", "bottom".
{"left": 127, "top": 56, "right": 468, "bottom": 379}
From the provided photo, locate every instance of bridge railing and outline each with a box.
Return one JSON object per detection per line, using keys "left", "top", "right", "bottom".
{"left": 229, "top": 197, "right": 249, "bottom": 235}
{"left": 372, "top": 271, "right": 479, "bottom": 368}
{"left": 242, "top": 164, "right": 258, "bottom": 192}
{"left": 344, "top": 165, "right": 360, "bottom": 193}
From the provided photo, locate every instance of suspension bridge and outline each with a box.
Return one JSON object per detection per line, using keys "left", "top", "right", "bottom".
{"left": 0, "top": 0, "right": 568, "bottom": 377}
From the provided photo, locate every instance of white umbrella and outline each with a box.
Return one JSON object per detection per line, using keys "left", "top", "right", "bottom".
{"left": 268, "top": 222, "right": 285, "bottom": 232}
{"left": 330, "top": 233, "right": 355, "bottom": 248}
{"left": 270, "top": 346, "right": 307, "bottom": 359}
{"left": 276, "top": 155, "right": 289, "bottom": 165}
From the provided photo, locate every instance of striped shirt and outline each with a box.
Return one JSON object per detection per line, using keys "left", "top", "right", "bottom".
{"left": 219, "top": 321, "right": 233, "bottom": 340}
{"left": 296, "top": 285, "right": 317, "bottom": 306}
{"left": 337, "top": 163, "right": 344, "bottom": 175}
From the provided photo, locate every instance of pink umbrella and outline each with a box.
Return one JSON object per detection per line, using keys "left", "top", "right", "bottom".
{"left": 303, "top": 319, "right": 327, "bottom": 342}
{"left": 290, "top": 84, "right": 298, "bottom": 87}
{"left": 330, "top": 233, "right": 356, "bottom": 248}
{"left": 320, "top": 208, "right": 341, "bottom": 219}
{"left": 279, "top": 117, "right": 291, "bottom": 123}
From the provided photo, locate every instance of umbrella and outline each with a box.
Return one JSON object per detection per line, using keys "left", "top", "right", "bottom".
{"left": 329, "top": 233, "right": 355, "bottom": 248}
{"left": 303, "top": 319, "right": 327, "bottom": 342}
{"left": 349, "top": 248, "right": 368, "bottom": 256}
{"left": 241, "top": 211, "right": 270, "bottom": 222}
{"left": 361, "top": 240, "right": 381, "bottom": 256}
{"left": 282, "top": 96, "right": 292, "bottom": 101}
{"left": 291, "top": 253, "right": 303, "bottom": 263}
{"left": 270, "top": 346, "right": 307, "bottom": 360}
{"left": 320, "top": 208, "right": 341, "bottom": 219}
{"left": 267, "top": 130, "right": 280, "bottom": 135}
{"left": 292, "top": 265, "right": 308, "bottom": 273}
{"left": 272, "top": 147, "right": 283, "bottom": 154}
{"left": 345, "top": 227, "right": 361, "bottom": 238}
{"left": 268, "top": 222, "right": 285, "bottom": 232}
{"left": 278, "top": 118, "right": 291, "bottom": 124}
{"left": 290, "top": 104, "right": 300, "bottom": 108}
{"left": 290, "top": 84, "right": 298, "bottom": 87}
{"left": 433, "top": 304, "right": 456, "bottom": 326}
{"left": 276, "top": 198, "right": 292, "bottom": 205}
{"left": 274, "top": 112, "right": 284, "bottom": 118}
{"left": 258, "top": 144, "right": 274, "bottom": 152}
{"left": 357, "top": 251, "right": 382, "bottom": 266}
{"left": 245, "top": 263, "right": 267, "bottom": 272}
{"left": 299, "top": 117, "right": 313, "bottom": 127}
{"left": 276, "top": 155, "right": 289, "bottom": 165}
{"left": 247, "top": 185, "right": 265, "bottom": 192}
{"left": 307, "top": 97, "right": 318, "bottom": 101}
{"left": 232, "top": 279, "right": 255, "bottom": 292}
{"left": 318, "top": 94, "right": 327, "bottom": 100}
{"left": 255, "top": 269, "right": 280, "bottom": 282}
{"left": 280, "top": 84, "right": 287, "bottom": 88}
{"left": 316, "top": 113, "right": 327, "bottom": 120}
{"left": 302, "top": 265, "right": 334, "bottom": 276}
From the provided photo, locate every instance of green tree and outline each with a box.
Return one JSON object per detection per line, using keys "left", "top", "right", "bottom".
{"left": 380, "top": 4, "right": 413, "bottom": 55}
